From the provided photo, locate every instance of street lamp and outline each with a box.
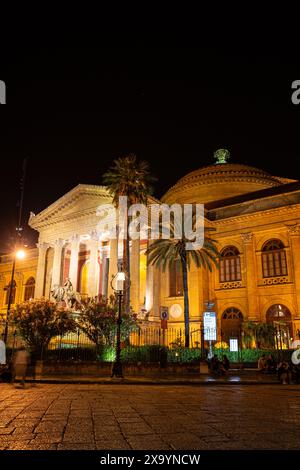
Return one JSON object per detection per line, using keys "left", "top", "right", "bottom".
{"left": 111, "top": 269, "right": 127, "bottom": 378}
{"left": 3, "top": 248, "right": 26, "bottom": 344}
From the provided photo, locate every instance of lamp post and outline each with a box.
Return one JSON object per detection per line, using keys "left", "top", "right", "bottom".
{"left": 3, "top": 158, "right": 27, "bottom": 346}
{"left": 111, "top": 270, "right": 127, "bottom": 378}
{"left": 3, "top": 248, "right": 26, "bottom": 344}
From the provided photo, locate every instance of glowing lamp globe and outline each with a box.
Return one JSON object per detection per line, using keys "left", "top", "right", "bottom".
{"left": 16, "top": 249, "right": 26, "bottom": 260}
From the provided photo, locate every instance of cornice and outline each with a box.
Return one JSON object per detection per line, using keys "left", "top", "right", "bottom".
{"left": 212, "top": 203, "right": 300, "bottom": 226}
{"left": 30, "top": 207, "right": 105, "bottom": 230}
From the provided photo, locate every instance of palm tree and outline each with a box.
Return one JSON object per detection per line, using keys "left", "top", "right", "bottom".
{"left": 103, "top": 154, "right": 156, "bottom": 312}
{"left": 255, "top": 322, "right": 276, "bottom": 349}
{"left": 146, "top": 219, "right": 219, "bottom": 348}
{"left": 242, "top": 321, "right": 257, "bottom": 349}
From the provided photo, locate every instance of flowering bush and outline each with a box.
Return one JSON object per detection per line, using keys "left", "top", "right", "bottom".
{"left": 76, "top": 295, "right": 139, "bottom": 349}
{"left": 13, "top": 299, "right": 76, "bottom": 357}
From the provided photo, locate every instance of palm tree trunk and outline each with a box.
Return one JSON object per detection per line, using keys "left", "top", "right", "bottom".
{"left": 181, "top": 256, "right": 190, "bottom": 348}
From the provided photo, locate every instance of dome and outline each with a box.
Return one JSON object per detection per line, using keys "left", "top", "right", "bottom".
{"left": 162, "top": 163, "right": 296, "bottom": 204}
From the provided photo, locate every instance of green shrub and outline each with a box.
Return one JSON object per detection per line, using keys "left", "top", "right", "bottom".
{"left": 168, "top": 348, "right": 201, "bottom": 363}
{"left": 120, "top": 345, "right": 162, "bottom": 363}
{"left": 43, "top": 347, "right": 97, "bottom": 362}
{"left": 97, "top": 345, "right": 116, "bottom": 362}
{"left": 212, "top": 348, "right": 293, "bottom": 363}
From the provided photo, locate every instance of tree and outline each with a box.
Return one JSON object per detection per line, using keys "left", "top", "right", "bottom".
{"left": 242, "top": 321, "right": 257, "bottom": 349}
{"left": 103, "top": 154, "right": 156, "bottom": 312}
{"left": 255, "top": 322, "right": 276, "bottom": 349}
{"left": 13, "top": 299, "right": 76, "bottom": 358}
{"left": 146, "top": 219, "right": 219, "bottom": 348}
{"left": 76, "top": 295, "right": 139, "bottom": 349}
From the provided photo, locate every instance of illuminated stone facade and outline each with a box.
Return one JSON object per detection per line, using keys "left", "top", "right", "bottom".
{"left": 1, "top": 162, "right": 300, "bottom": 344}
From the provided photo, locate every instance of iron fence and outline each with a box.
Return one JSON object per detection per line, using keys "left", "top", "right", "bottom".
{"left": 0, "top": 321, "right": 202, "bottom": 361}
{"left": 0, "top": 320, "right": 291, "bottom": 364}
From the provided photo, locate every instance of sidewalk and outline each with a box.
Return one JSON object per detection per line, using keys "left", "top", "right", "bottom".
{"left": 20, "top": 371, "right": 282, "bottom": 385}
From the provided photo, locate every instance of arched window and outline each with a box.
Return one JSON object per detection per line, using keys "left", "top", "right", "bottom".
{"left": 169, "top": 260, "right": 183, "bottom": 297}
{"left": 24, "top": 277, "right": 35, "bottom": 301}
{"left": 220, "top": 246, "right": 241, "bottom": 282}
{"left": 262, "top": 239, "right": 287, "bottom": 278}
{"left": 266, "top": 304, "right": 292, "bottom": 345}
{"left": 222, "top": 307, "right": 243, "bottom": 320}
{"left": 5, "top": 280, "right": 17, "bottom": 305}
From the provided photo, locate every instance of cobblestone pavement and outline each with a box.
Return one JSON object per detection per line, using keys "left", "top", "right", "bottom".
{"left": 0, "top": 384, "right": 299, "bottom": 450}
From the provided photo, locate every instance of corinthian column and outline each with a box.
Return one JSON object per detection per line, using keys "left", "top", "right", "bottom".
{"left": 145, "top": 263, "right": 153, "bottom": 313}
{"left": 241, "top": 232, "right": 259, "bottom": 320}
{"left": 51, "top": 239, "right": 64, "bottom": 289}
{"left": 35, "top": 242, "right": 49, "bottom": 298}
{"left": 88, "top": 231, "right": 99, "bottom": 298}
{"left": 69, "top": 235, "right": 80, "bottom": 291}
{"left": 130, "top": 239, "right": 140, "bottom": 313}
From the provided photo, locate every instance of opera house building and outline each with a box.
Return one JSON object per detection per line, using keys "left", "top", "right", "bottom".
{"left": 1, "top": 159, "right": 300, "bottom": 346}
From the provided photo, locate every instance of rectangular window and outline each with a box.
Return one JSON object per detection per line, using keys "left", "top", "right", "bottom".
{"left": 236, "top": 258, "right": 241, "bottom": 280}
{"left": 262, "top": 250, "right": 287, "bottom": 278}
{"left": 280, "top": 252, "right": 287, "bottom": 275}
{"left": 220, "top": 260, "right": 225, "bottom": 282}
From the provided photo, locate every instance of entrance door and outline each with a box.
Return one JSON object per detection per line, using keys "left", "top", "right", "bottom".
{"left": 221, "top": 307, "right": 243, "bottom": 346}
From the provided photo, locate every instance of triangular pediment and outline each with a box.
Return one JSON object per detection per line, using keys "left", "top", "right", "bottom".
{"left": 29, "top": 184, "right": 112, "bottom": 230}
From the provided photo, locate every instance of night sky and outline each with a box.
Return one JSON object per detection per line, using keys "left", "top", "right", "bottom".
{"left": 0, "top": 47, "right": 299, "bottom": 252}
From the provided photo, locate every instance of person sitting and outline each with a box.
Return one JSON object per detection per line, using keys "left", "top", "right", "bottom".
{"left": 277, "top": 361, "right": 292, "bottom": 384}
{"left": 210, "top": 355, "right": 225, "bottom": 376}
{"left": 266, "top": 354, "right": 276, "bottom": 374}
{"left": 222, "top": 354, "right": 230, "bottom": 372}
{"left": 258, "top": 354, "right": 267, "bottom": 373}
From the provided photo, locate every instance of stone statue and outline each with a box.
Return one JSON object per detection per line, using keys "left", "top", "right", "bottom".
{"left": 51, "top": 278, "right": 81, "bottom": 309}
{"left": 137, "top": 308, "right": 149, "bottom": 322}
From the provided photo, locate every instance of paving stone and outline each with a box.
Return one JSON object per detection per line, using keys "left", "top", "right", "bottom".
{"left": 63, "top": 433, "right": 94, "bottom": 443}
{"left": 0, "top": 427, "right": 15, "bottom": 435}
{"left": 58, "top": 443, "right": 96, "bottom": 450}
{"left": 120, "top": 423, "right": 155, "bottom": 435}
{"left": 95, "top": 439, "right": 130, "bottom": 450}
{"left": 127, "top": 436, "right": 171, "bottom": 450}
{"left": 33, "top": 433, "right": 63, "bottom": 443}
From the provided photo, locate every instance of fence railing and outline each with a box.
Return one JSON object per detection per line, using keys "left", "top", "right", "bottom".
{"left": 1, "top": 321, "right": 290, "bottom": 364}
{"left": 0, "top": 321, "right": 202, "bottom": 361}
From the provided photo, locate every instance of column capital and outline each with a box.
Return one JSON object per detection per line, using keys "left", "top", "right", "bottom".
{"left": 241, "top": 232, "right": 253, "bottom": 243}
{"left": 36, "top": 242, "right": 49, "bottom": 251}
{"left": 70, "top": 234, "right": 80, "bottom": 246}
{"left": 89, "top": 230, "right": 99, "bottom": 242}
{"left": 54, "top": 238, "right": 65, "bottom": 249}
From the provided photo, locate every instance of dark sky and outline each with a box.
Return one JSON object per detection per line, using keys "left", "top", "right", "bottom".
{"left": 0, "top": 47, "right": 299, "bottom": 252}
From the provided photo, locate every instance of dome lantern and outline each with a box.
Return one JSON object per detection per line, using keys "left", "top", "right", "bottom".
{"left": 214, "top": 149, "right": 230, "bottom": 165}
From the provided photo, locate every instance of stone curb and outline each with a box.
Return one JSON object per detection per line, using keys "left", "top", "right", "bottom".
{"left": 18, "top": 378, "right": 282, "bottom": 386}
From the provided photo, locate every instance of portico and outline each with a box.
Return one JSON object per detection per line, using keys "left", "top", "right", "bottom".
{"left": 29, "top": 184, "right": 148, "bottom": 315}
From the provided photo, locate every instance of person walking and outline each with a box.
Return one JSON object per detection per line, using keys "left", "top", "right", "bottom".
{"left": 0, "top": 338, "right": 6, "bottom": 365}
{"left": 12, "top": 346, "right": 30, "bottom": 387}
